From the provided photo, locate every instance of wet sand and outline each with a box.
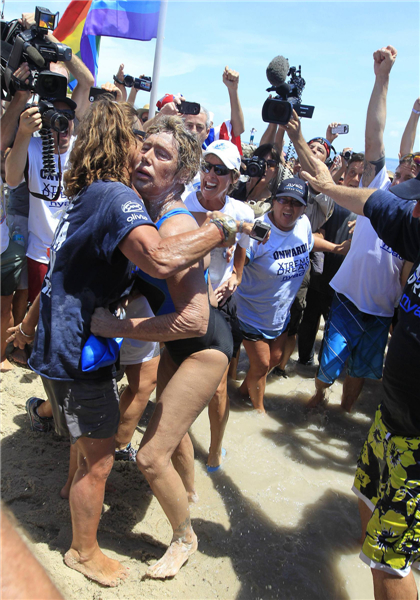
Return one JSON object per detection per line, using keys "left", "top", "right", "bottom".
{"left": 1, "top": 335, "right": 419, "bottom": 600}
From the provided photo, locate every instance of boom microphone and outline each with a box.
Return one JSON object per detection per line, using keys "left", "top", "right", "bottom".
{"left": 266, "top": 55, "right": 289, "bottom": 89}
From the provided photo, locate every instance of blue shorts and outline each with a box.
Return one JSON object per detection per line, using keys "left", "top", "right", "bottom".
{"left": 318, "top": 293, "right": 392, "bottom": 385}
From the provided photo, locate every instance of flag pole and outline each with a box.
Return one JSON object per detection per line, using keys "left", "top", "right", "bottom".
{"left": 148, "top": 0, "right": 168, "bottom": 120}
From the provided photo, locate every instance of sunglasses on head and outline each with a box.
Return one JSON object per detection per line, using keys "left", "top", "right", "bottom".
{"left": 133, "top": 128, "right": 146, "bottom": 140}
{"left": 275, "top": 196, "right": 303, "bottom": 207}
{"left": 201, "top": 161, "right": 231, "bottom": 176}
{"left": 400, "top": 152, "right": 420, "bottom": 166}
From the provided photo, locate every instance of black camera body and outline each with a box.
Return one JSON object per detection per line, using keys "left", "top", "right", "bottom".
{"left": 1, "top": 6, "right": 72, "bottom": 101}
{"left": 123, "top": 74, "right": 152, "bottom": 92}
{"left": 241, "top": 156, "right": 267, "bottom": 179}
{"left": 262, "top": 65, "right": 314, "bottom": 126}
{"left": 38, "top": 99, "right": 73, "bottom": 133}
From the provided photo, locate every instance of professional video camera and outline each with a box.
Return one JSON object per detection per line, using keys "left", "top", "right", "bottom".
{"left": 1, "top": 6, "right": 72, "bottom": 101}
{"left": 262, "top": 55, "right": 314, "bottom": 125}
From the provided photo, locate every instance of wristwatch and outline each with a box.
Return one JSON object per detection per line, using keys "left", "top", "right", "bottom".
{"left": 210, "top": 215, "right": 238, "bottom": 245}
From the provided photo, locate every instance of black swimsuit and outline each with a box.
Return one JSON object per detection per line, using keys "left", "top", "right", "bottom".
{"left": 134, "top": 208, "right": 233, "bottom": 366}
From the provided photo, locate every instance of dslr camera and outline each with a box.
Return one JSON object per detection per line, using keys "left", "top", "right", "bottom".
{"left": 262, "top": 65, "right": 314, "bottom": 126}
{"left": 1, "top": 6, "right": 71, "bottom": 101}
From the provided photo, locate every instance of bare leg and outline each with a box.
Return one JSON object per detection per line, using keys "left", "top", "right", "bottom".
{"left": 277, "top": 333, "right": 296, "bottom": 371}
{"left": 239, "top": 339, "right": 270, "bottom": 413}
{"left": 172, "top": 433, "right": 199, "bottom": 503}
{"left": 341, "top": 375, "right": 365, "bottom": 413}
{"left": 137, "top": 348, "right": 228, "bottom": 579}
{"left": 60, "top": 443, "right": 78, "bottom": 500}
{"left": 307, "top": 377, "right": 331, "bottom": 409}
{"left": 10, "top": 289, "right": 29, "bottom": 365}
{"left": 115, "top": 357, "right": 159, "bottom": 450}
{"left": 372, "top": 569, "right": 418, "bottom": 600}
{"left": 1, "top": 293, "right": 14, "bottom": 372}
{"left": 207, "top": 366, "right": 229, "bottom": 468}
{"left": 64, "top": 435, "right": 128, "bottom": 587}
{"left": 228, "top": 349, "right": 240, "bottom": 380}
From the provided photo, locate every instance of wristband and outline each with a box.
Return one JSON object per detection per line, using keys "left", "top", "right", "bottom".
{"left": 113, "top": 74, "right": 124, "bottom": 86}
{"left": 412, "top": 109, "right": 420, "bottom": 115}
{"left": 19, "top": 323, "right": 35, "bottom": 338}
{"left": 238, "top": 219, "right": 244, "bottom": 234}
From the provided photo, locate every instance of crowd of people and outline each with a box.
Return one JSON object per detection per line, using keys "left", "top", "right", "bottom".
{"left": 1, "top": 12, "right": 420, "bottom": 599}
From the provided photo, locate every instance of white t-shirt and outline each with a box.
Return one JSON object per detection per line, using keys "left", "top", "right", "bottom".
{"left": 184, "top": 191, "right": 254, "bottom": 289}
{"left": 16, "top": 137, "right": 74, "bottom": 264}
{"left": 0, "top": 177, "right": 9, "bottom": 255}
{"left": 236, "top": 212, "right": 313, "bottom": 332}
{"left": 330, "top": 165, "right": 402, "bottom": 317}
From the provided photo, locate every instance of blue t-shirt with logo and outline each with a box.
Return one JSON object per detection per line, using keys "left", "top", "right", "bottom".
{"left": 29, "top": 180, "right": 154, "bottom": 381}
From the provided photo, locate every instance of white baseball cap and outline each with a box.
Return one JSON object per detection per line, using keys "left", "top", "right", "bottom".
{"left": 203, "top": 140, "right": 241, "bottom": 171}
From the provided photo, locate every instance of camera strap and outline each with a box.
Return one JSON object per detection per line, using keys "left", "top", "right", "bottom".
{"left": 24, "top": 147, "right": 63, "bottom": 203}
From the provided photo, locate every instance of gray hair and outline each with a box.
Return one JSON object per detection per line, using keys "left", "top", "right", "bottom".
{"left": 145, "top": 115, "right": 202, "bottom": 185}
{"left": 200, "top": 105, "right": 211, "bottom": 128}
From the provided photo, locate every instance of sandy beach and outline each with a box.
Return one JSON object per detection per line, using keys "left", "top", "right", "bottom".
{"left": 2, "top": 335, "right": 419, "bottom": 600}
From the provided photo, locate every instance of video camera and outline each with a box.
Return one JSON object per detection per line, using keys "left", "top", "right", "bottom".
{"left": 262, "top": 56, "right": 314, "bottom": 126}
{"left": 1, "top": 6, "right": 72, "bottom": 101}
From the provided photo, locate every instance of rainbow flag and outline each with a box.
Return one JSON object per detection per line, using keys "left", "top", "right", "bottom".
{"left": 54, "top": 1, "right": 161, "bottom": 86}
{"left": 54, "top": 0, "right": 100, "bottom": 87}
{"left": 84, "top": 1, "right": 161, "bottom": 41}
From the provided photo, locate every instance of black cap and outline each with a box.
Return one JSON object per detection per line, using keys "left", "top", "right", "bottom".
{"left": 275, "top": 177, "right": 308, "bottom": 205}
{"left": 390, "top": 171, "right": 420, "bottom": 201}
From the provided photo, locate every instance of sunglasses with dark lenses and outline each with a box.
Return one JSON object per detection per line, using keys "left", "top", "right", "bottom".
{"left": 201, "top": 161, "right": 231, "bottom": 176}
{"left": 266, "top": 159, "right": 278, "bottom": 168}
{"left": 400, "top": 152, "right": 420, "bottom": 165}
{"left": 275, "top": 196, "right": 303, "bottom": 207}
{"left": 59, "top": 110, "right": 75, "bottom": 121}
{"left": 133, "top": 128, "right": 146, "bottom": 140}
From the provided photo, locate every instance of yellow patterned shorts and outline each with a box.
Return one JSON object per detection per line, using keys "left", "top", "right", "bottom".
{"left": 352, "top": 405, "right": 420, "bottom": 577}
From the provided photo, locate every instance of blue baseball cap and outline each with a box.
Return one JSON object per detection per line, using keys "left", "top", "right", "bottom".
{"left": 275, "top": 177, "right": 308, "bottom": 205}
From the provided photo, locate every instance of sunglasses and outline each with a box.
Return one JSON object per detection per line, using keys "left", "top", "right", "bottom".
{"left": 201, "top": 161, "right": 231, "bottom": 176}
{"left": 400, "top": 152, "right": 420, "bottom": 166}
{"left": 266, "top": 159, "right": 278, "bottom": 168}
{"left": 59, "top": 110, "right": 75, "bottom": 121}
{"left": 133, "top": 128, "right": 146, "bottom": 140}
{"left": 275, "top": 196, "right": 303, "bottom": 207}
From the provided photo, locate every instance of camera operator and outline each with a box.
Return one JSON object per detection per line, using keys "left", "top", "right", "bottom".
{"left": 230, "top": 143, "right": 287, "bottom": 216}
{"left": 5, "top": 96, "right": 76, "bottom": 304}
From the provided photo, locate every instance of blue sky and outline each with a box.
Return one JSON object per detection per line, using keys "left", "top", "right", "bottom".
{"left": 5, "top": 1, "right": 420, "bottom": 159}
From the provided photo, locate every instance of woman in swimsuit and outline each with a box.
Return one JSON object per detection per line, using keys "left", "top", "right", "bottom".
{"left": 91, "top": 116, "right": 250, "bottom": 579}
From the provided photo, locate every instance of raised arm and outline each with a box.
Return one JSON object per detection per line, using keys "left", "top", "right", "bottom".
{"left": 399, "top": 97, "right": 420, "bottom": 157}
{"left": 5, "top": 106, "right": 42, "bottom": 188}
{"left": 280, "top": 110, "right": 317, "bottom": 176}
{"left": 223, "top": 66, "right": 245, "bottom": 137}
{"left": 302, "top": 156, "right": 374, "bottom": 216}
{"left": 362, "top": 45, "right": 397, "bottom": 186}
{"left": 0, "top": 64, "right": 32, "bottom": 151}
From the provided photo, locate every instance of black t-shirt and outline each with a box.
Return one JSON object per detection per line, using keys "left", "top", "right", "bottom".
{"left": 364, "top": 189, "right": 420, "bottom": 435}
{"left": 29, "top": 180, "right": 155, "bottom": 382}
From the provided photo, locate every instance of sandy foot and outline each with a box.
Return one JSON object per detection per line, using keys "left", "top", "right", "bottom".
{"left": 306, "top": 390, "right": 329, "bottom": 411}
{"left": 64, "top": 547, "right": 128, "bottom": 587}
{"left": 10, "top": 348, "right": 28, "bottom": 365}
{"left": 1, "top": 358, "right": 14, "bottom": 373}
{"left": 188, "top": 490, "right": 199, "bottom": 504}
{"left": 146, "top": 533, "right": 198, "bottom": 579}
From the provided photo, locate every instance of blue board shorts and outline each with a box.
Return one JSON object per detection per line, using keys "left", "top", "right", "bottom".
{"left": 318, "top": 293, "right": 392, "bottom": 384}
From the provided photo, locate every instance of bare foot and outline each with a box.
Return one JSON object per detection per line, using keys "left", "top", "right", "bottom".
{"left": 306, "top": 390, "right": 328, "bottom": 410}
{"left": 11, "top": 348, "right": 27, "bottom": 365}
{"left": 64, "top": 547, "right": 128, "bottom": 587}
{"left": 0, "top": 358, "right": 14, "bottom": 373}
{"left": 187, "top": 490, "right": 199, "bottom": 504}
{"left": 146, "top": 533, "right": 198, "bottom": 579}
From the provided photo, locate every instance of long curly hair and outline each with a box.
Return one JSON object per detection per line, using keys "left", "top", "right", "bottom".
{"left": 64, "top": 97, "right": 139, "bottom": 198}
